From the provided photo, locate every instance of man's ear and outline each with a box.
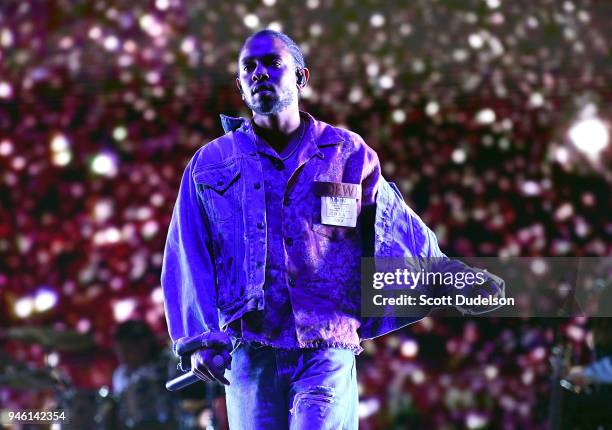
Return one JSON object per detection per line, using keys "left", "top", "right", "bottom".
{"left": 236, "top": 77, "right": 244, "bottom": 99}
{"left": 296, "top": 68, "right": 310, "bottom": 88}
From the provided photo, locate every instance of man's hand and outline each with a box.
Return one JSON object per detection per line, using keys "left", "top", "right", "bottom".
{"left": 564, "top": 365, "right": 592, "bottom": 387}
{"left": 190, "top": 346, "right": 232, "bottom": 385}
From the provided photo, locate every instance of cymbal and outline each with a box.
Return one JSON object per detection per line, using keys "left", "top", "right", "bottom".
{"left": 4, "top": 326, "right": 95, "bottom": 351}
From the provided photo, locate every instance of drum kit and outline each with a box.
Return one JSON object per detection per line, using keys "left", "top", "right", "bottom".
{"left": 0, "top": 326, "right": 221, "bottom": 429}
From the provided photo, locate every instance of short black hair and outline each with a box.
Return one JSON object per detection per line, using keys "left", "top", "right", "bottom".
{"left": 241, "top": 29, "right": 306, "bottom": 69}
{"left": 114, "top": 319, "right": 161, "bottom": 362}
{"left": 114, "top": 319, "right": 154, "bottom": 343}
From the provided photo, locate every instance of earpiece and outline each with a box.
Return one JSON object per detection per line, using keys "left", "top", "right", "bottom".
{"left": 296, "top": 69, "right": 305, "bottom": 86}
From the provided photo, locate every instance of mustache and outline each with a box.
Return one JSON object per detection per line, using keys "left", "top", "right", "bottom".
{"left": 252, "top": 84, "right": 274, "bottom": 94}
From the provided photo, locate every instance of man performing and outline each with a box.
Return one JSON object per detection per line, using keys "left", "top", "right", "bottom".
{"left": 161, "top": 30, "right": 504, "bottom": 429}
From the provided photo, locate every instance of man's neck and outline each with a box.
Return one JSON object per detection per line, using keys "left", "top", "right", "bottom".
{"left": 252, "top": 106, "right": 301, "bottom": 133}
{"left": 253, "top": 119, "right": 304, "bottom": 155}
{"left": 252, "top": 108, "right": 302, "bottom": 153}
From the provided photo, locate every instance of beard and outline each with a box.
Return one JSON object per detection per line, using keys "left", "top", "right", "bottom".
{"left": 245, "top": 87, "right": 296, "bottom": 115}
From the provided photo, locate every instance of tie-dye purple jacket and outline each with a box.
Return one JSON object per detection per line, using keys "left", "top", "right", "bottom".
{"left": 161, "top": 112, "right": 505, "bottom": 361}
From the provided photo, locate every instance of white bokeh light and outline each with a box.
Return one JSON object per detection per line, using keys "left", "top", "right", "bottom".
{"left": 91, "top": 153, "right": 118, "bottom": 176}
{"left": 103, "top": 35, "right": 119, "bottom": 51}
{"left": 411, "top": 369, "right": 426, "bottom": 384}
{"left": 521, "top": 180, "right": 541, "bottom": 196}
{"left": 139, "top": 14, "right": 164, "bottom": 37}
{"left": 88, "top": 26, "right": 102, "bottom": 40}
{"left": 554, "top": 146, "right": 570, "bottom": 165}
{"left": 113, "top": 126, "right": 127, "bottom": 141}
{"left": 348, "top": 88, "right": 362, "bottom": 103}
{"left": 392, "top": 109, "right": 406, "bottom": 123}
{"left": 370, "top": 13, "right": 385, "bottom": 27}
{"left": 569, "top": 117, "right": 609, "bottom": 157}
{"left": 52, "top": 151, "right": 72, "bottom": 166}
{"left": 0, "top": 139, "right": 13, "bottom": 156}
{"left": 151, "top": 286, "right": 164, "bottom": 304}
{"left": 15, "top": 296, "right": 34, "bottom": 318}
{"left": 453, "top": 49, "right": 469, "bottom": 62}
{"left": 425, "top": 101, "right": 439, "bottom": 116}
{"left": 267, "top": 22, "right": 282, "bottom": 32}
{"left": 358, "top": 398, "right": 381, "bottom": 419}
{"left": 366, "top": 63, "right": 379, "bottom": 77}
{"left": 468, "top": 33, "right": 484, "bottom": 49}
{"left": 141, "top": 220, "right": 159, "bottom": 238}
{"left": 452, "top": 148, "right": 467, "bottom": 164}
{"left": 378, "top": 75, "right": 394, "bottom": 89}
{"left": 113, "top": 298, "right": 137, "bottom": 322}
{"left": 181, "top": 37, "right": 196, "bottom": 54}
{"left": 244, "top": 14, "right": 260, "bottom": 29}
{"left": 34, "top": 289, "right": 58, "bottom": 312}
{"left": 93, "top": 226, "right": 122, "bottom": 245}
{"left": 310, "top": 24, "right": 322, "bottom": 37}
{"left": 531, "top": 259, "right": 548, "bottom": 275}
{"left": 1, "top": 29, "right": 14, "bottom": 47}
{"left": 466, "top": 412, "right": 489, "bottom": 429}
{"left": 475, "top": 108, "right": 496, "bottom": 125}
{"left": 93, "top": 199, "right": 114, "bottom": 222}
{"left": 554, "top": 202, "right": 574, "bottom": 221}
{"left": 47, "top": 352, "right": 60, "bottom": 367}
{"left": 155, "top": 0, "right": 170, "bottom": 10}
{"left": 484, "top": 365, "right": 498, "bottom": 380}
{"left": 51, "top": 134, "right": 69, "bottom": 151}
{"left": 529, "top": 92, "right": 544, "bottom": 108}
{"left": 400, "top": 339, "right": 419, "bottom": 357}
{"left": 50, "top": 134, "right": 72, "bottom": 166}
{"left": 0, "top": 81, "right": 13, "bottom": 98}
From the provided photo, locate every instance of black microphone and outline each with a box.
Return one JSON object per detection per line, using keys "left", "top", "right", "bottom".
{"left": 165, "top": 354, "right": 224, "bottom": 391}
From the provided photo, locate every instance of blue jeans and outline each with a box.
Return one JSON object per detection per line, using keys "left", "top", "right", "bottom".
{"left": 224, "top": 342, "right": 358, "bottom": 430}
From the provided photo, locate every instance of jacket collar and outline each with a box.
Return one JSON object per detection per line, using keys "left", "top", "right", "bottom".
{"left": 220, "top": 111, "right": 345, "bottom": 149}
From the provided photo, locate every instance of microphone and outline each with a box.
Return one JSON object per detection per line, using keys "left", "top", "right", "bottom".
{"left": 166, "top": 370, "right": 199, "bottom": 391}
{"left": 165, "top": 354, "right": 225, "bottom": 391}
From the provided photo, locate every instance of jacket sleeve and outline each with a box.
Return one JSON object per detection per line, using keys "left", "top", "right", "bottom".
{"left": 358, "top": 155, "right": 427, "bottom": 340}
{"left": 583, "top": 356, "right": 612, "bottom": 383}
{"left": 161, "top": 157, "right": 229, "bottom": 369}
{"left": 375, "top": 179, "right": 505, "bottom": 315}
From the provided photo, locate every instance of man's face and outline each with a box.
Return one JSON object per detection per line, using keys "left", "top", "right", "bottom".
{"left": 114, "top": 339, "right": 149, "bottom": 370}
{"left": 237, "top": 35, "right": 300, "bottom": 115}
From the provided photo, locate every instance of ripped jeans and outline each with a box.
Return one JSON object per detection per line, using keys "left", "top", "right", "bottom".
{"left": 224, "top": 342, "right": 358, "bottom": 430}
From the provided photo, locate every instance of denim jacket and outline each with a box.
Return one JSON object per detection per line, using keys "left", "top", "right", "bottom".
{"left": 161, "top": 113, "right": 505, "bottom": 361}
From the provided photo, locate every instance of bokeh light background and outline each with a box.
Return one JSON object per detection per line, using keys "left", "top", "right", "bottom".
{"left": 0, "top": 0, "right": 610, "bottom": 428}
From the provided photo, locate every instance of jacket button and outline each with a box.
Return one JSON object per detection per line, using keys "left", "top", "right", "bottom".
{"left": 254, "top": 182, "right": 261, "bottom": 190}
{"left": 274, "top": 161, "right": 284, "bottom": 171}
{"left": 285, "top": 237, "right": 293, "bottom": 246}
{"left": 257, "top": 222, "right": 264, "bottom": 229}
{"left": 288, "top": 277, "right": 296, "bottom": 287}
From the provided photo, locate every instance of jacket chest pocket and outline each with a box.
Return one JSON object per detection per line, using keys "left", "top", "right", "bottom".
{"left": 195, "top": 161, "right": 241, "bottom": 224}
{"left": 312, "top": 181, "right": 361, "bottom": 240}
